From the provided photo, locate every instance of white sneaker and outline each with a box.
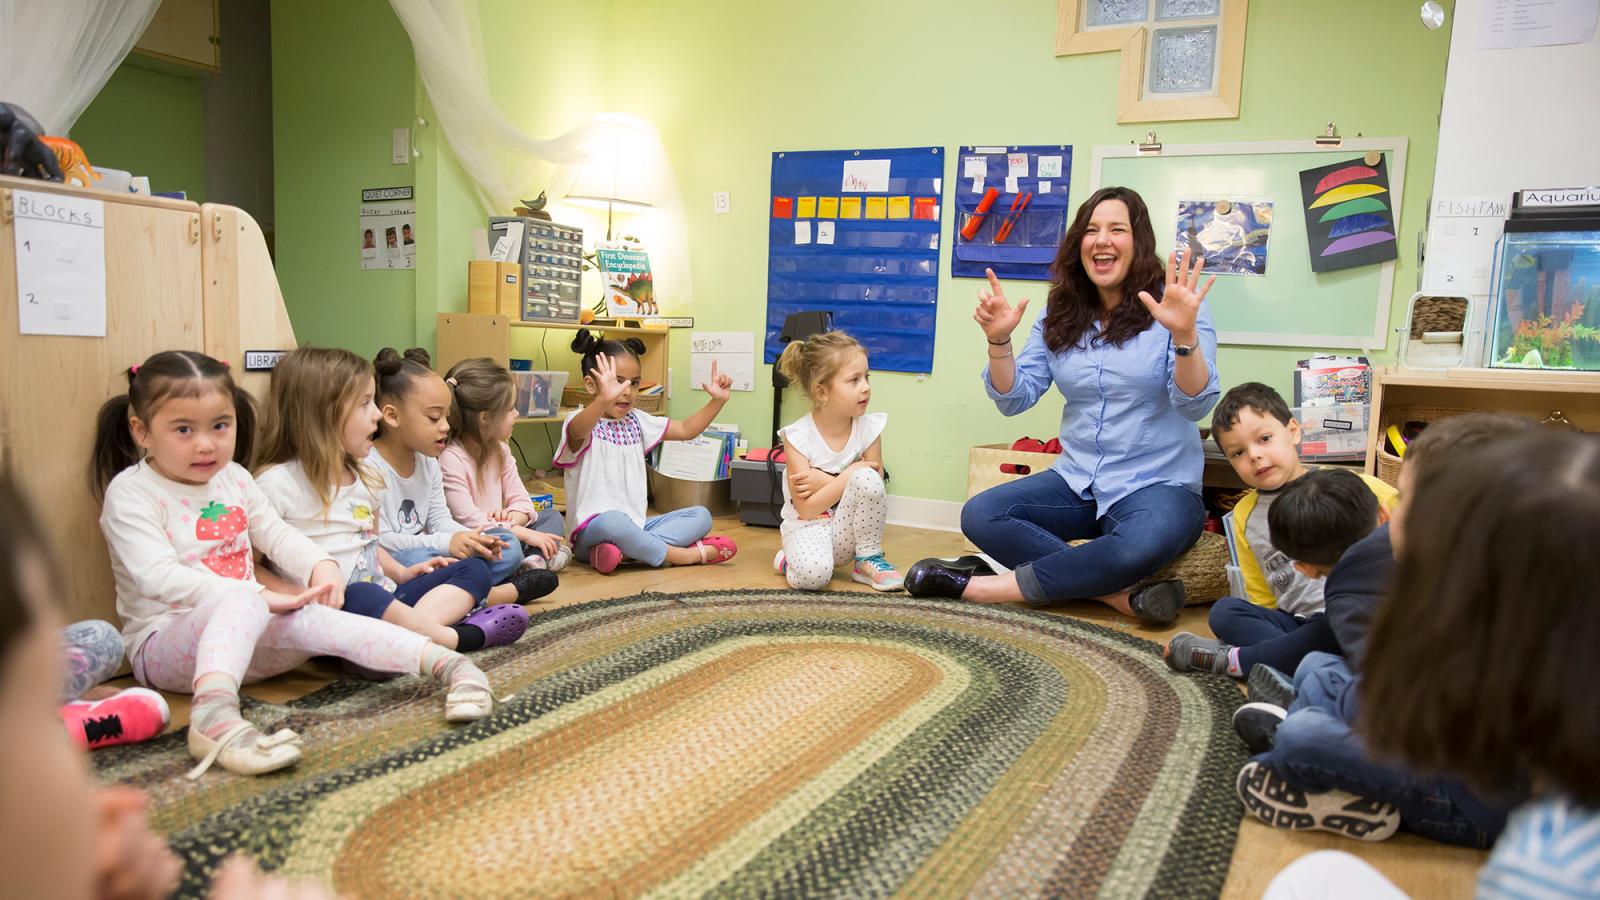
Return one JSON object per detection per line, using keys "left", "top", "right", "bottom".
{"left": 773, "top": 550, "right": 787, "bottom": 575}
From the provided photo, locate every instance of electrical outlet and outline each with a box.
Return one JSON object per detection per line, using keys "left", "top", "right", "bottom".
{"left": 713, "top": 191, "right": 731, "bottom": 215}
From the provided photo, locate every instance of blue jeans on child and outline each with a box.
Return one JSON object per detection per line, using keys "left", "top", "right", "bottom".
{"left": 1209, "top": 597, "right": 1342, "bottom": 675}
{"left": 391, "top": 507, "right": 566, "bottom": 583}
{"left": 572, "top": 507, "right": 713, "bottom": 568}
{"left": 1257, "top": 651, "right": 1508, "bottom": 848}
{"left": 343, "top": 556, "right": 494, "bottom": 619}
{"left": 960, "top": 472, "right": 1205, "bottom": 606}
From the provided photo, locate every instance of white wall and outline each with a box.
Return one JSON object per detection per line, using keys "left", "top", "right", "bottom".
{"left": 1421, "top": 0, "right": 1600, "bottom": 361}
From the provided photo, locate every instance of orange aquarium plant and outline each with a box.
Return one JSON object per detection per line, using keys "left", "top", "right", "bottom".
{"left": 1500, "top": 302, "right": 1600, "bottom": 368}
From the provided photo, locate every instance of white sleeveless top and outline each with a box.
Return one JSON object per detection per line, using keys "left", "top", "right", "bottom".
{"left": 777, "top": 411, "right": 888, "bottom": 530}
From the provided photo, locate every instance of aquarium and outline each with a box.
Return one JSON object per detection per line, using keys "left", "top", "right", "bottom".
{"left": 1487, "top": 228, "right": 1600, "bottom": 371}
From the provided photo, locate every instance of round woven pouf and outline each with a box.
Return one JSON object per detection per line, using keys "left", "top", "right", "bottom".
{"left": 99, "top": 590, "right": 1248, "bottom": 899}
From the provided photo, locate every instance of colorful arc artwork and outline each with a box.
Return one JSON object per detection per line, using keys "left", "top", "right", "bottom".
{"left": 1298, "top": 156, "right": 1399, "bottom": 273}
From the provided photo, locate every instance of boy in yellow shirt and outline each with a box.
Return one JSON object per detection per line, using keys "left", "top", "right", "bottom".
{"left": 1165, "top": 383, "right": 1396, "bottom": 680}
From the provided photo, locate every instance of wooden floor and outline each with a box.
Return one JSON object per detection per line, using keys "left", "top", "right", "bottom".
{"left": 106, "top": 516, "right": 1484, "bottom": 897}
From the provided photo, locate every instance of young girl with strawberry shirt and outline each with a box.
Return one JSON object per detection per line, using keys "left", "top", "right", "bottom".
{"left": 556, "top": 330, "right": 738, "bottom": 573}
{"left": 254, "top": 348, "right": 526, "bottom": 653}
{"left": 92, "top": 351, "right": 496, "bottom": 778}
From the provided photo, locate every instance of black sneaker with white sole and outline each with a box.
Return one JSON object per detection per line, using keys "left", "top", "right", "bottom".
{"left": 1236, "top": 760, "right": 1401, "bottom": 841}
{"left": 1232, "top": 701, "right": 1287, "bottom": 754}
{"left": 1247, "top": 664, "right": 1296, "bottom": 708}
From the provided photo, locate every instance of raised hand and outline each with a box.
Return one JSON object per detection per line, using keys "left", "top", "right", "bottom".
{"left": 974, "top": 267, "right": 1031, "bottom": 343}
{"left": 590, "top": 352, "right": 628, "bottom": 407}
{"left": 702, "top": 358, "right": 732, "bottom": 402}
{"left": 1138, "top": 247, "right": 1215, "bottom": 340}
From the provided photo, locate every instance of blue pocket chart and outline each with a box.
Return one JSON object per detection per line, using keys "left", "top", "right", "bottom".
{"left": 766, "top": 146, "right": 943, "bottom": 374}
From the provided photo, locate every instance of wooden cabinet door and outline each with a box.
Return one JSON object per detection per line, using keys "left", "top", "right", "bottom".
{"left": 134, "top": 0, "right": 221, "bottom": 72}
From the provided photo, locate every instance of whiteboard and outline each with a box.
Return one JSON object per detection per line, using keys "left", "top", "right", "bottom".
{"left": 1093, "top": 138, "right": 1408, "bottom": 350}
{"left": 1422, "top": 0, "right": 1600, "bottom": 364}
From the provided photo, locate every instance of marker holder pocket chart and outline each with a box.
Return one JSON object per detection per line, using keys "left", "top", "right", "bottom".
{"left": 951, "top": 145, "right": 1072, "bottom": 282}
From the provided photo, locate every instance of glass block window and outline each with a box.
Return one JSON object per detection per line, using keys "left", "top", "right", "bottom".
{"left": 1155, "top": 0, "right": 1219, "bottom": 19}
{"left": 1148, "top": 25, "right": 1218, "bottom": 93}
{"left": 1087, "top": 0, "right": 1148, "bottom": 27}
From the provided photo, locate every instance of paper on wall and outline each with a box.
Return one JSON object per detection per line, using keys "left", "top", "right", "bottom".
{"left": 795, "top": 221, "right": 812, "bottom": 244}
{"left": 690, "top": 331, "right": 755, "bottom": 392}
{"left": 1478, "top": 0, "right": 1598, "bottom": 49}
{"left": 841, "top": 159, "right": 891, "bottom": 192}
{"left": 1037, "top": 155, "right": 1063, "bottom": 178}
{"left": 1007, "top": 153, "right": 1029, "bottom": 177}
{"left": 12, "top": 190, "right": 106, "bottom": 337}
{"left": 816, "top": 221, "right": 836, "bottom": 245}
{"left": 962, "top": 157, "right": 986, "bottom": 179}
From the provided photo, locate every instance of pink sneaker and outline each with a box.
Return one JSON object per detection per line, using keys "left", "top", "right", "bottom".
{"left": 590, "top": 542, "right": 623, "bottom": 574}
{"left": 852, "top": 555, "right": 905, "bottom": 592}
{"left": 60, "top": 688, "right": 171, "bottom": 750}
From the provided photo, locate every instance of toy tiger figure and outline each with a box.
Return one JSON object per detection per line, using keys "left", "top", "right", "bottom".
{"left": 40, "top": 136, "right": 99, "bottom": 187}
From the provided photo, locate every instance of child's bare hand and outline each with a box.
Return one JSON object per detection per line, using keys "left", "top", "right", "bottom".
{"left": 702, "top": 359, "right": 733, "bottom": 402}
{"left": 93, "top": 786, "right": 183, "bottom": 900}
{"left": 449, "top": 527, "right": 504, "bottom": 561}
{"left": 307, "top": 560, "right": 345, "bottom": 610}
{"left": 852, "top": 459, "right": 884, "bottom": 476}
{"left": 488, "top": 507, "right": 516, "bottom": 523}
{"left": 788, "top": 467, "right": 832, "bottom": 500}
{"left": 402, "top": 556, "right": 455, "bottom": 581}
{"left": 208, "top": 855, "right": 340, "bottom": 900}
{"left": 511, "top": 525, "right": 562, "bottom": 560}
{"left": 590, "top": 353, "right": 628, "bottom": 407}
{"left": 263, "top": 584, "right": 330, "bottom": 614}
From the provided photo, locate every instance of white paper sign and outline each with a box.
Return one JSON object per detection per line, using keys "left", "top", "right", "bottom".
{"left": 1479, "top": 0, "right": 1598, "bottom": 48}
{"left": 841, "top": 159, "right": 891, "bottom": 192}
{"left": 690, "top": 331, "right": 755, "bottom": 392}
{"left": 1038, "top": 180, "right": 1052, "bottom": 194}
{"left": 1037, "top": 155, "right": 1063, "bottom": 178}
{"left": 816, "top": 221, "right": 836, "bottom": 245}
{"left": 13, "top": 190, "right": 107, "bottom": 337}
{"left": 970, "top": 177, "right": 983, "bottom": 194}
{"left": 359, "top": 186, "right": 416, "bottom": 270}
{"left": 1004, "top": 175, "right": 1019, "bottom": 194}
{"left": 794, "top": 221, "right": 812, "bottom": 244}
{"left": 1433, "top": 197, "right": 1508, "bottom": 218}
{"left": 1007, "top": 153, "right": 1029, "bottom": 177}
{"left": 962, "top": 157, "right": 987, "bottom": 179}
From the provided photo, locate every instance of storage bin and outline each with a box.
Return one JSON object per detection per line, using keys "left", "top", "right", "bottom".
{"left": 1293, "top": 404, "right": 1370, "bottom": 462}
{"left": 646, "top": 467, "right": 737, "bottom": 517}
{"left": 730, "top": 458, "right": 786, "bottom": 527}
{"left": 1374, "top": 404, "right": 1473, "bottom": 487}
{"left": 512, "top": 371, "right": 568, "bottom": 418}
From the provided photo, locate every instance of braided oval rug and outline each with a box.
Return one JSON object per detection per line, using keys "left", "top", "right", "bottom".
{"left": 94, "top": 590, "right": 1247, "bottom": 899}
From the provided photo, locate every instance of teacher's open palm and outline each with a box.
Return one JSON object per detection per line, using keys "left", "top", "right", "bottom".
{"left": 974, "top": 268, "right": 1030, "bottom": 342}
{"left": 1138, "top": 248, "right": 1215, "bottom": 337}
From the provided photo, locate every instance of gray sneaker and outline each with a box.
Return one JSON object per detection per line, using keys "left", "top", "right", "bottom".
{"left": 1247, "top": 664, "right": 1296, "bottom": 708}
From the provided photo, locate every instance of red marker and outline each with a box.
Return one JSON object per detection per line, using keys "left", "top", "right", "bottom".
{"left": 995, "top": 191, "right": 1033, "bottom": 244}
{"left": 960, "top": 187, "right": 1001, "bottom": 241}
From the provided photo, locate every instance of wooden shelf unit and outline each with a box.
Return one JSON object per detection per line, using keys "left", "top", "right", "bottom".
{"left": 1363, "top": 366, "right": 1600, "bottom": 474}
{"left": 435, "top": 313, "right": 671, "bottom": 418}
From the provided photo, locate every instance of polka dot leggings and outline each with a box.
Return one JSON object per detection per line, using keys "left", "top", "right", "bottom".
{"left": 782, "top": 467, "right": 888, "bottom": 591}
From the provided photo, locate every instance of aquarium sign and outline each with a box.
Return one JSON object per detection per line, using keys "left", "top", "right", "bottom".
{"left": 1520, "top": 187, "right": 1600, "bottom": 208}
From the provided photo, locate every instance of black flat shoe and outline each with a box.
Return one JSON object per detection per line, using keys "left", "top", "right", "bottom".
{"left": 1129, "top": 578, "right": 1185, "bottom": 626}
{"left": 904, "top": 559, "right": 972, "bottom": 600}
{"left": 935, "top": 554, "right": 996, "bottom": 576}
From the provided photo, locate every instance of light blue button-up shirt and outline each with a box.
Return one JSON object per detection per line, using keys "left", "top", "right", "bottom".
{"left": 982, "top": 303, "right": 1221, "bottom": 519}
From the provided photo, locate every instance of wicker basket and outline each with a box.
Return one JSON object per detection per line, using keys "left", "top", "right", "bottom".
{"left": 965, "top": 443, "right": 1229, "bottom": 603}
{"left": 1407, "top": 295, "right": 1469, "bottom": 338}
{"left": 562, "top": 386, "right": 664, "bottom": 414}
{"left": 1374, "top": 404, "right": 1474, "bottom": 486}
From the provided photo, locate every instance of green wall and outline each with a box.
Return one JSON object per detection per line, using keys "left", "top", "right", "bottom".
{"left": 72, "top": 63, "right": 208, "bottom": 203}
{"left": 271, "top": 0, "right": 417, "bottom": 356}
{"left": 273, "top": 0, "right": 1452, "bottom": 501}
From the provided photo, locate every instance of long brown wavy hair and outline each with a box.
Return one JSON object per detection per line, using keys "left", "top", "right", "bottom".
{"left": 1043, "top": 186, "right": 1165, "bottom": 352}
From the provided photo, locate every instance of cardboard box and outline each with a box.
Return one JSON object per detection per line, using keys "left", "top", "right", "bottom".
{"left": 468, "top": 261, "right": 521, "bottom": 316}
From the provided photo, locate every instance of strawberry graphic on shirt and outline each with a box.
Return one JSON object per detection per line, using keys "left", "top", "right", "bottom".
{"left": 196, "top": 500, "right": 251, "bottom": 580}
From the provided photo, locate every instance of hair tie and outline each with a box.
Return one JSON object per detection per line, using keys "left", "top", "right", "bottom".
{"left": 219, "top": 359, "right": 230, "bottom": 369}
{"left": 130, "top": 364, "right": 141, "bottom": 375}
{"left": 445, "top": 377, "right": 458, "bottom": 387}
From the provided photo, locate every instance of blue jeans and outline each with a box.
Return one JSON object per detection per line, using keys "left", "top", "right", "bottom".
{"left": 392, "top": 507, "right": 566, "bottom": 584}
{"left": 1258, "top": 651, "right": 1508, "bottom": 848}
{"left": 572, "top": 507, "right": 712, "bottom": 568}
{"left": 1209, "top": 597, "right": 1342, "bottom": 675}
{"left": 960, "top": 471, "right": 1205, "bottom": 606}
{"left": 343, "top": 557, "right": 494, "bottom": 619}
